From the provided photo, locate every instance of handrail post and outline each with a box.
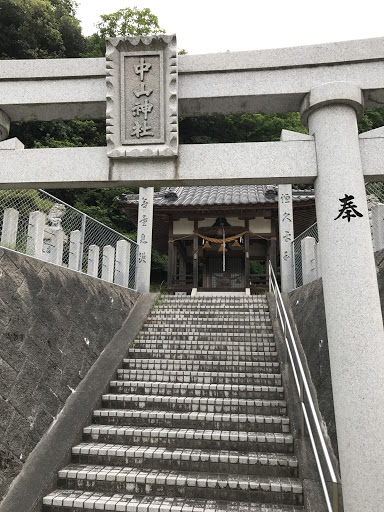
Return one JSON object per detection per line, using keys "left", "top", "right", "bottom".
{"left": 332, "top": 482, "right": 339, "bottom": 512}
{"left": 299, "top": 376, "right": 305, "bottom": 437}
{"left": 268, "top": 261, "right": 272, "bottom": 292}
{"left": 283, "top": 316, "right": 288, "bottom": 362}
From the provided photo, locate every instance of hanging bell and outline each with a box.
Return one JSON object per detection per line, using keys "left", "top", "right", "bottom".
{"left": 232, "top": 239, "right": 241, "bottom": 248}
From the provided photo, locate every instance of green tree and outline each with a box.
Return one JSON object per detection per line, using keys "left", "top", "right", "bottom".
{"left": 358, "top": 107, "right": 384, "bottom": 133}
{"left": 83, "top": 6, "right": 164, "bottom": 58}
{"left": 179, "top": 112, "right": 307, "bottom": 144}
{"left": 0, "top": 0, "right": 85, "bottom": 59}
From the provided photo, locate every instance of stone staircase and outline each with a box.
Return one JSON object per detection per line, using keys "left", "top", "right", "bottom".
{"left": 42, "top": 295, "right": 305, "bottom": 512}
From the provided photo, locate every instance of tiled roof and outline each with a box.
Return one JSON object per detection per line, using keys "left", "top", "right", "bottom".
{"left": 119, "top": 185, "right": 314, "bottom": 207}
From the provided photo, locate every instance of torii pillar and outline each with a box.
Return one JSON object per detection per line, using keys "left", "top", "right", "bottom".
{"left": 300, "top": 82, "right": 384, "bottom": 512}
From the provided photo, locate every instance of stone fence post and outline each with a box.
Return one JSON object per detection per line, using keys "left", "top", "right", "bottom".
{"left": 87, "top": 245, "right": 100, "bottom": 277}
{"left": 114, "top": 240, "right": 130, "bottom": 287}
{"left": 68, "top": 230, "right": 82, "bottom": 271}
{"left": 371, "top": 203, "right": 384, "bottom": 252}
{"left": 1, "top": 207, "right": 19, "bottom": 249}
{"left": 42, "top": 226, "right": 64, "bottom": 265}
{"left": 26, "top": 211, "right": 45, "bottom": 258}
{"left": 101, "top": 245, "right": 115, "bottom": 283}
{"left": 301, "top": 236, "right": 318, "bottom": 285}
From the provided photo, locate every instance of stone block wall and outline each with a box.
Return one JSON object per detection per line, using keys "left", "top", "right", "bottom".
{"left": 287, "top": 247, "right": 384, "bottom": 461}
{"left": 287, "top": 278, "right": 337, "bottom": 458}
{"left": 0, "top": 248, "right": 139, "bottom": 498}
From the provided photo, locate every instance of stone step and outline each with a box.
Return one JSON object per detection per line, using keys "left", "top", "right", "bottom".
{"left": 160, "top": 299, "right": 268, "bottom": 304}
{"left": 154, "top": 310, "right": 270, "bottom": 316}
{"left": 117, "top": 369, "right": 282, "bottom": 386}
{"left": 195, "top": 292, "right": 249, "bottom": 296}
{"left": 156, "top": 299, "right": 269, "bottom": 313}
{"left": 71, "top": 444, "right": 299, "bottom": 477}
{"left": 43, "top": 490, "right": 305, "bottom": 512}
{"left": 126, "top": 350, "right": 278, "bottom": 362}
{"left": 143, "top": 324, "right": 272, "bottom": 335}
{"left": 137, "top": 333, "right": 274, "bottom": 342}
{"left": 42, "top": 294, "right": 305, "bottom": 512}
{"left": 56, "top": 465, "right": 303, "bottom": 505}
{"left": 109, "top": 381, "right": 285, "bottom": 400}
{"left": 132, "top": 341, "right": 277, "bottom": 352}
{"left": 146, "top": 314, "right": 271, "bottom": 321}
{"left": 157, "top": 299, "right": 267, "bottom": 303}
{"left": 92, "top": 410, "right": 291, "bottom": 433}
{"left": 122, "top": 359, "right": 281, "bottom": 373}
{"left": 83, "top": 425, "right": 294, "bottom": 453}
{"left": 160, "top": 296, "right": 267, "bottom": 302}
{"left": 101, "top": 395, "right": 287, "bottom": 416}
{"left": 141, "top": 324, "right": 272, "bottom": 331}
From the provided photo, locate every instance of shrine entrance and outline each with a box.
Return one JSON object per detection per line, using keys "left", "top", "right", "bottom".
{"left": 205, "top": 256, "right": 244, "bottom": 289}
{"left": 118, "top": 185, "right": 315, "bottom": 294}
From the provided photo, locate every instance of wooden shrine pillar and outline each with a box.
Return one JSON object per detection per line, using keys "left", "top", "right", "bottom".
{"left": 178, "top": 242, "right": 187, "bottom": 285}
{"left": 193, "top": 220, "right": 198, "bottom": 288}
{"left": 167, "top": 217, "right": 174, "bottom": 289}
{"left": 244, "top": 219, "right": 250, "bottom": 288}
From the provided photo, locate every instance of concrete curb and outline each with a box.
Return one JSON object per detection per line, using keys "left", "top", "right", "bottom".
{"left": 0, "top": 292, "right": 156, "bottom": 512}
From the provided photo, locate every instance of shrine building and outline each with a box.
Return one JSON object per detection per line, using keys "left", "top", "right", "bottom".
{"left": 119, "top": 185, "right": 315, "bottom": 293}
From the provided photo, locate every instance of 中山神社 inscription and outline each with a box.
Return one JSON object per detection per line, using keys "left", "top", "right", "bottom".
{"left": 106, "top": 35, "right": 178, "bottom": 159}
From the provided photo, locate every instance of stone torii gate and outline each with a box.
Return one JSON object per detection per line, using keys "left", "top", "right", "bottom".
{"left": 1, "top": 35, "right": 384, "bottom": 512}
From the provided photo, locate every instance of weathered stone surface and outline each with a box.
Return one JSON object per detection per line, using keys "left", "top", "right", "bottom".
{"left": 106, "top": 35, "right": 178, "bottom": 159}
{"left": 0, "top": 247, "right": 139, "bottom": 499}
{"left": 288, "top": 247, "right": 384, "bottom": 463}
{"left": 302, "top": 83, "right": 384, "bottom": 512}
{"left": 136, "top": 187, "right": 154, "bottom": 293}
{"left": 375, "top": 248, "right": 384, "bottom": 319}
{"left": 0, "top": 140, "right": 318, "bottom": 189}
{"left": 288, "top": 279, "right": 337, "bottom": 458}
{"left": 0, "top": 109, "right": 10, "bottom": 141}
{"left": 4, "top": 37, "right": 384, "bottom": 123}
{"left": 278, "top": 183, "right": 294, "bottom": 291}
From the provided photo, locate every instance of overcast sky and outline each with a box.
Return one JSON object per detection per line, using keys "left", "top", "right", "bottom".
{"left": 76, "top": 0, "right": 384, "bottom": 55}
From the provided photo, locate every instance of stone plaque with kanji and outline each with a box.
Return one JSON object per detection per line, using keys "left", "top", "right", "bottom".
{"left": 106, "top": 35, "right": 178, "bottom": 158}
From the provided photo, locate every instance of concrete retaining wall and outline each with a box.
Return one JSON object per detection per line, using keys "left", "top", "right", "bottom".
{"left": 0, "top": 248, "right": 139, "bottom": 498}
{"left": 287, "top": 247, "right": 384, "bottom": 460}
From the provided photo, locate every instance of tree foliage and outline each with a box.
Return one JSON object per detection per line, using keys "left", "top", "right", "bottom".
{"left": 82, "top": 7, "right": 164, "bottom": 58}
{"left": 97, "top": 7, "right": 164, "bottom": 38}
{"left": 358, "top": 108, "right": 384, "bottom": 133}
{"left": 0, "top": 0, "right": 85, "bottom": 59}
{"left": 179, "top": 112, "right": 307, "bottom": 144}
{"left": 11, "top": 119, "right": 106, "bottom": 148}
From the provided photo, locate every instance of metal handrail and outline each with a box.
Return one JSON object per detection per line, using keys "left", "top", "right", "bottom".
{"left": 268, "top": 261, "right": 340, "bottom": 512}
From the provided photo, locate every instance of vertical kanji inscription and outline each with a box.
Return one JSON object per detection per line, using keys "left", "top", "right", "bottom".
{"left": 106, "top": 35, "right": 178, "bottom": 158}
